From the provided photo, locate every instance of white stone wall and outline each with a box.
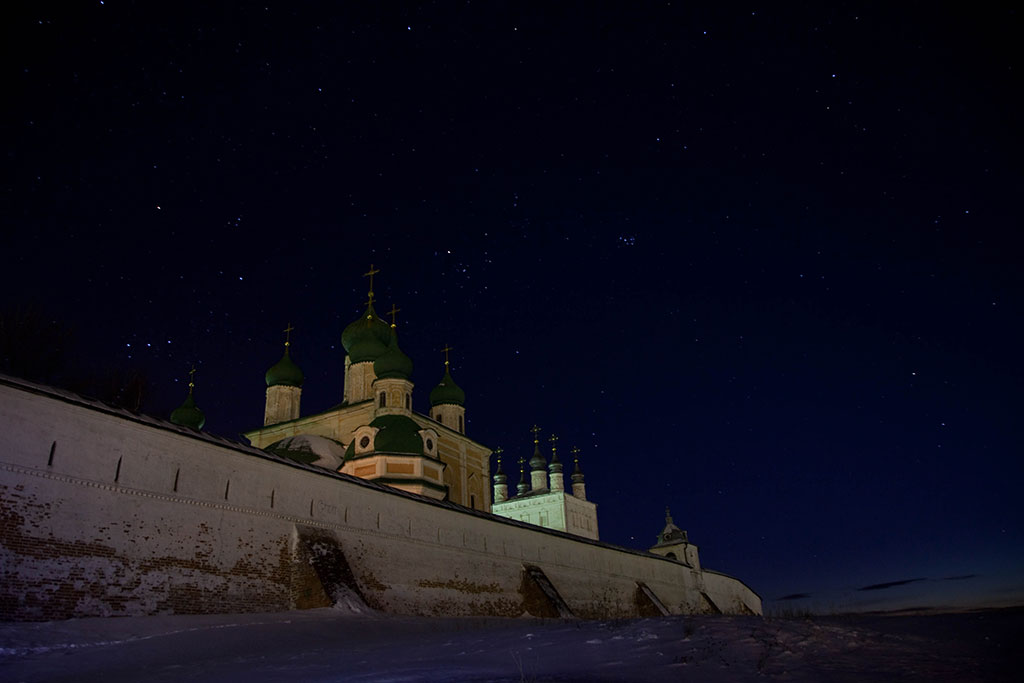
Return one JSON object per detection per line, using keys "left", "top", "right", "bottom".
{"left": 702, "top": 570, "right": 761, "bottom": 615}
{"left": 493, "top": 491, "right": 599, "bottom": 541}
{"left": 0, "top": 378, "right": 761, "bottom": 621}
{"left": 493, "top": 493, "right": 567, "bottom": 532}
{"left": 564, "top": 492, "right": 600, "bottom": 540}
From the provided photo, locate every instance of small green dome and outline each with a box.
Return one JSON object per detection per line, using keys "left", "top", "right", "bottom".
{"left": 374, "top": 326, "right": 413, "bottom": 380}
{"left": 368, "top": 414, "right": 425, "bottom": 455}
{"left": 548, "top": 449, "right": 563, "bottom": 474}
{"left": 342, "top": 303, "right": 391, "bottom": 363}
{"left": 529, "top": 443, "right": 546, "bottom": 471}
{"left": 265, "top": 347, "right": 304, "bottom": 387}
{"left": 429, "top": 366, "right": 465, "bottom": 407}
{"left": 571, "top": 457, "right": 585, "bottom": 483}
{"left": 170, "top": 392, "right": 205, "bottom": 430}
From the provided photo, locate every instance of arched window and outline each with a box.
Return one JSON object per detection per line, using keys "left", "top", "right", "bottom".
{"left": 666, "top": 551, "right": 677, "bottom": 561}
{"left": 458, "top": 415, "right": 464, "bottom": 433}
{"left": 405, "top": 393, "right": 411, "bottom": 409}
{"left": 379, "top": 392, "right": 386, "bottom": 408}
{"left": 470, "top": 494, "right": 476, "bottom": 509}
{"left": 436, "top": 413, "right": 443, "bottom": 425}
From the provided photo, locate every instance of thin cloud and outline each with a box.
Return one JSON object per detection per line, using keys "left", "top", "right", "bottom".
{"left": 776, "top": 593, "right": 811, "bottom": 601}
{"left": 941, "top": 574, "right": 978, "bottom": 581}
{"left": 857, "top": 578, "right": 927, "bottom": 592}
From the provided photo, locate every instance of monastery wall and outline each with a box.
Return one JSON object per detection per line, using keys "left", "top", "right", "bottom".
{"left": 0, "top": 378, "right": 761, "bottom": 621}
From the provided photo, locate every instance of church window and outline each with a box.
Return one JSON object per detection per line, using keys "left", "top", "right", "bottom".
{"left": 379, "top": 392, "right": 386, "bottom": 408}
{"left": 359, "top": 436, "right": 370, "bottom": 449}
{"left": 436, "top": 413, "right": 443, "bottom": 425}
{"left": 666, "top": 552, "right": 678, "bottom": 561}
{"left": 425, "top": 438, "right": 434, "bottom": 451}
{"left": 470, "top": 494, "right": 476, "bottom": 509}
{"left": 405, "top": 394, "right": 411, "bottom": 409}
{"left": 459, "top": 415, "right": 464, "bottom": 433}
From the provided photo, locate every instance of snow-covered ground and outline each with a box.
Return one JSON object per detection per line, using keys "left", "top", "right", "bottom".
{"left": 1, "top": 605, "right": 1018, "bottom": 682}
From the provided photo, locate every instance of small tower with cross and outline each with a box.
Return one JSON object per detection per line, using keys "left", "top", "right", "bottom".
{"left": 429, "top": 344, "right": 467, "bottom": 434}
{"left": 528, "top": 425, "right": 549, "bottom": 491}
{"left": 548, "top": 434, "right": 564, "bottom": 492}
{"left": 570, "top": 446, "right": 587, "bottom": 500}
{"left": 170, "top": 365, "right": 206, "bottom": 430}
{"left": 264, "top": 323, "right": 305, "bottom": 425}
{"left": 492, "top": 447, "right": 508, "bottom": 503}
{"left": 371, "top": 304, "right": 415, "bottom": 419}
{"left": 648, "top": 506, "right": 701, "bottom": 570}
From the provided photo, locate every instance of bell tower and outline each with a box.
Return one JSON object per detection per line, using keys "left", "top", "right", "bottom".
{"left": 264, "top": 323, "right": 303, "bottom": 425}
{"left": 429, "top": 345, "right": 466, "bottom": 433}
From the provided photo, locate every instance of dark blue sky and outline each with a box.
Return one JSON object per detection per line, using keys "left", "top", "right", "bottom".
{"left": 3, "top": 2, "right": 1021, "bottom": 612}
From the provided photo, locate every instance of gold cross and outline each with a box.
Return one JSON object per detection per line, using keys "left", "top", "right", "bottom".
{"left": 187, "top": 365, "right": 196, "bottom": 391}
{"left": 363, "top": 263, "right": 380, "bottom": 304}
{"left": 530, "top": 424, "right": 541, "bottom": 444}
{"left": 549, "top": 433, "right": 559, "bottom": 455}
{"left": 283, "top": 322, "right": 294, "bottom": 347}
{"left": 388, "top": 305, "right": 401, "bottom": 326}
{"left": 570, "top": 445, "right": 580, "bottom": 462}
{"left": 518, "top": 456, "right": 525, "bottom": 473}
{"left": 442, "top": 344, "right": 453, "bottom": 367}
{"left": 494, "top": 446, "right": 503, "bottom": 467}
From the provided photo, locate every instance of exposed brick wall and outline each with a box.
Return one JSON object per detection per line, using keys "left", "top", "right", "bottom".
{"left": 0, "top": 470, "right": 296, "bottom": 621}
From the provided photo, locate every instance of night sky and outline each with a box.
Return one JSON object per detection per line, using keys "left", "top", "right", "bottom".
{"left": 4, "top": 2, "right": 1021, "bottom": 613}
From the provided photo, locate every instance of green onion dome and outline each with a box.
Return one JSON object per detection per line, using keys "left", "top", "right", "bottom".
{"left": 429, "top": 366, "right": 465, "bottom": 407}
{"left": 493, "top": 455, "right": 507, "bottom": 485}
{"left": 548, "top": 448, "right": 563, "bottom": 474}
{"left": 529, "top": 441, "right": 547, "bottom": 471}
{"left": 571, "top": 456, "right": 585, "bottom": 483}
{"left": 265, "top": 347, "right": 304, "bottom": 387}
{"left": 170, "top": 391, "right": 205, "bottom": 430}
{"left": 369, "top": 414, "right": 426, "bottom": 455}
{"left": 342, "top": 302, "right": 392, "bottom": 363}
{"left": 373, "top": 326, "right": 413, "bottom": 380}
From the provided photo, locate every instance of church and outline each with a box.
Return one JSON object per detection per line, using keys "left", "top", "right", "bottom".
{"left": 231, "top": 266, "right": 599, "bottom": 540}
